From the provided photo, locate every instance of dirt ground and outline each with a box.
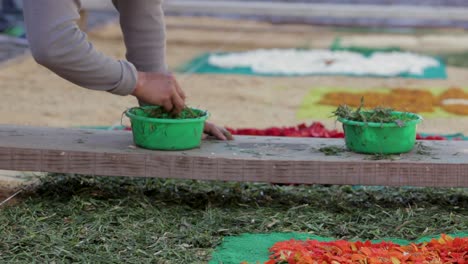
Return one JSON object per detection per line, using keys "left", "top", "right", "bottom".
{"left": 1, "top": 16, "right": 467, "bottom": 197}
{"left": 0, "top": 171, "right": 38, "bottom": 206}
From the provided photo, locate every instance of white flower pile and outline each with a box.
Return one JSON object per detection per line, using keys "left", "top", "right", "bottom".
{"left": 208, "top": 49, "right": 440, "bottom": 76}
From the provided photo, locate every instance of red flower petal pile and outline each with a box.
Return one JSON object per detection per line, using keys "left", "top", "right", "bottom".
{"left": 227, "top": 122, "right": 449, "bottom": 140}
{"left": 226, "top": 123, "right": 344, "bottom": 138}
{"left": 416, "top": 134, "right": 446, "bottom": 140}
{"left": 263, "top": 234, "right": 468, "bottom": 264}
{"left": 121, "top": 122, "right": 461, "bottom": 140}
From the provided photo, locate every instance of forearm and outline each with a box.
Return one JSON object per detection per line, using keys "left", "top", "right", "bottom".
{"left": 114, "top": 0, "right": 167, "bottom": 73}
{"left": 23, "top": 0, "right": 137, "bottom": 96}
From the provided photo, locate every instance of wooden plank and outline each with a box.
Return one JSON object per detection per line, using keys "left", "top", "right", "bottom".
{"left": 0, "top": 125, "right": 466, "bottom": 187}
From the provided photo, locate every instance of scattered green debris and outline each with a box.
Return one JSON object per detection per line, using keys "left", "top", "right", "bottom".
{"left": 319, "top": 146, "right": 347, "bottom": 156}
{"left": 332, "top": 98, "right": 416, "bottom": 125}
{"left": 0, "top": 175, "right": 467, "bottom": 263}
{"left": 415, "top": 142, "right": 433, "bottom": 156}
{"left": 365, "top": 153, "right": 397, "bottom": 161}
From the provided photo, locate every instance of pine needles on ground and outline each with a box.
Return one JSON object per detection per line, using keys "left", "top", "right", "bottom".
{"left": 0, "top": 175, "right": 466, "bottom": 263}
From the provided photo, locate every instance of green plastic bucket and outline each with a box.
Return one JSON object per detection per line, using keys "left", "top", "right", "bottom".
{"left": 124, "top": 106, "right": 208, "bottom": 150}
{"left": 338, "top": 111, "right": 423, "bottom": 154}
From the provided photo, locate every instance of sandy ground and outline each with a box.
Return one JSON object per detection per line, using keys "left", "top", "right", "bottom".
{"left": 1, "top": 16, "right": 467, "bottom": 132}
{"left": 0, "top": 16, "right": 467, "bottom": 197}
{"left": 0, "top": 171, "right": 40, "bottom": 206}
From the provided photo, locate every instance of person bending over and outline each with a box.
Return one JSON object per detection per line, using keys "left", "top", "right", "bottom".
{"left": 23, "top": 0, "right": 232, "bottom": 140}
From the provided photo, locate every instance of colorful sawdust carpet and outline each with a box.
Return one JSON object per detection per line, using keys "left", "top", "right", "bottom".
{"left": 264, "top": 234, "right": 468, "bottom": 264}
{"left": 298, "top": 87, "right": 468, "bottom": 119}
{"left": 209, "top": 233, "right": 468, "bottom": 264}
{"left": 178, "top": 50, "right": 446, "bottom": 79}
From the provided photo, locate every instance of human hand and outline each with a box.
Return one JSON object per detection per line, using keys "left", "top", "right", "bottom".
{"left": 132, "top": 72, "right": 186, "bottom": 114}
{"left": 203, "top": 122, "right": 234, "bottom": 141}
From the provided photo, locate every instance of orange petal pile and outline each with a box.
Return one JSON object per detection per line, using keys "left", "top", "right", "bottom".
{"left": 265, "top": 235, "right": 467, "bottom": 264}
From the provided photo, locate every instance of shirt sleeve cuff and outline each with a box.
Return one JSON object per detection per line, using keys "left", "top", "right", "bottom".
{"left": 107, "top": 60, "right": 138, "bottom": 96}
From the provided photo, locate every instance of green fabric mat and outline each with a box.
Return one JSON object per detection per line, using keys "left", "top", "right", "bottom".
{"left": 2, "top": 25, "right": 25, "bottom": 38}
{"left": 209, "top": 232, "right": 468, "bottom": 264}
{"left": 177, "top": 49, "right": 446, "bottom": 79}
{"left": 330, "top": 38, "right": 402, "bottom": 56}
{"left": 439, "top": 51, "right": 468, "bottom": 68}
{"left": 331, "top": 37, "right": 468, "bottom": 69}
{"left": 429, "top": 133, "right": 468, "bottom": 140}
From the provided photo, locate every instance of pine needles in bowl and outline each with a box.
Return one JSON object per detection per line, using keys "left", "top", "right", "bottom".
{"left": 332, "top": 98, "right": 415, "bottom": 125}
{"left": 143, "top": 106, "right": 206, "bottom": 119}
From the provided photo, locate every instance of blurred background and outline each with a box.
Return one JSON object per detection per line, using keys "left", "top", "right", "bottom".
{"left": 0, "top": 0, "right": 467, "bottom": 136}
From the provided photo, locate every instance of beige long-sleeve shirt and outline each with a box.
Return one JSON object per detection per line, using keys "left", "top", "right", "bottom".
{"left": 23, "top": 0, "right": 167, "bottom": 96}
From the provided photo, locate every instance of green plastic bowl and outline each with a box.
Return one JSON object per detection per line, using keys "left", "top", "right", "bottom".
{"left": 338, "top": 111, "right": 423, "bottom": 154}
{"left": 125, "top": 106, "right": 208, "bottom": 150}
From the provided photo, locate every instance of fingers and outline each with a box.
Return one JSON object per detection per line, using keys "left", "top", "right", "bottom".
{"left": 132, "top": 71, "right": 188, "bottom": 115}
{"left": 167, "top": 72, "right": 186, "bottom": 101}
{"left": 162, "top": 100, "right": 174, "bottom": 112}
{"left": 204, "top": 122, "right": 226, "bottom": 140}
{"left": 210, "top": 129, "right": 227, "bottom": 141}
{"left": 222, "top": 128, "right": 234, "bottom": 140}
{"left": 203, "top": 122, "right": 234, "bottom": 141}
{"left": 166, "top": 73, "right": 185, "bottom": 114}
{"left": 171, "top": 91, "right": 185, "bottom": 114}
{"left": 172, "top": 75, "right": 186, "bottom": 101}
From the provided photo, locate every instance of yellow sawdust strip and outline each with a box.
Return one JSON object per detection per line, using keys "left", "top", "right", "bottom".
{"left": 297, "top": 87, "right": 468, "bottom": 119}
